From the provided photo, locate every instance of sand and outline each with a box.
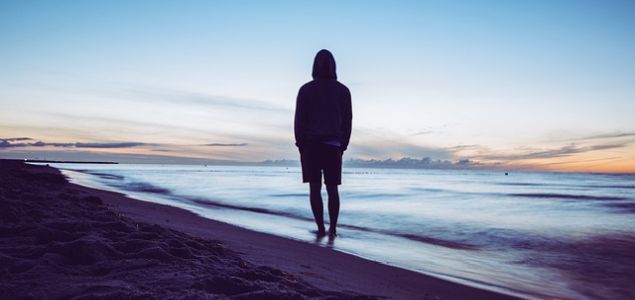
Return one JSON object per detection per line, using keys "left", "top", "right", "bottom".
{"left": 0, "top": 160, "right": 518, "bottom": 299}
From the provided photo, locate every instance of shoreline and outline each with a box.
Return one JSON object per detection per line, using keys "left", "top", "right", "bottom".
{"left": 1, "top": 160, "right": 519, "bottom": 299}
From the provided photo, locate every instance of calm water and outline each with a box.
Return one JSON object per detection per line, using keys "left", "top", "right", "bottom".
{"left": 51, "top": 164, "right": 635, "bottom": 300}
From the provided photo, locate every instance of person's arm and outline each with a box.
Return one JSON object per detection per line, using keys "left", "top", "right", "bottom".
{"left": 294, "top": 88, "right": 305, "bottom": 150}
{"left": 341, "top": 88, "right": 352, "bottom": 152}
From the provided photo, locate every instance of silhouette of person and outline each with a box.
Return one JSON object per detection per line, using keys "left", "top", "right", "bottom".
{"left": 294, "top": 49, "right": 352, "bottom": 238}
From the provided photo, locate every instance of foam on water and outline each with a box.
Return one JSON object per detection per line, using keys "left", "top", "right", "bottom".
{"left": 51, "top": 163, "right": 635, "bottom": 300}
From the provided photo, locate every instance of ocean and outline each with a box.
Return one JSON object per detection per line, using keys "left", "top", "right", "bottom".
{"left": 50, "top": 163, "right": 635, "bottom": 300}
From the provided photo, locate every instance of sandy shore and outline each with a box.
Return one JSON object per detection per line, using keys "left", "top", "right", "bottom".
{"left": 0, "top": 160, "right": 518, "bottom": 299}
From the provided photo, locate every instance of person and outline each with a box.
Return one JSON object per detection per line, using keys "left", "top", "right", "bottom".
{"left": 294, "top": 49, "right": 352, "bottom": 238}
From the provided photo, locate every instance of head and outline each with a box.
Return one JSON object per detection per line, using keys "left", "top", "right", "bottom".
{"left": 312, "top": 49, "right": 337, "bottom": 80}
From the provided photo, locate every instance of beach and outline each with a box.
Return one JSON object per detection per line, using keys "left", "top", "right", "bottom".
{"left": 47, "top": 163, "right": 635, "bottom": 300}
{"left": 0, "top": 160, "right": 516, "bottom": 299}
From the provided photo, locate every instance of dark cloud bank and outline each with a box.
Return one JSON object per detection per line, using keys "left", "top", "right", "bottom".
{"left": 0, "top": 138, "right": 248, "bottom": 150}
{"left": 0, "top": 138, "right": 155, "bottom": 149}
{"left": 201, "top": 143, "right": 248, "bottom": 147}
{"left": 262, "top": 157, "right": 491, "bottom": 170}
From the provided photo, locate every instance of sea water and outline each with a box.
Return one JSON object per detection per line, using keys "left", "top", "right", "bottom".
{"left": 50, "top": 164, "right": 635, "bottom": 299}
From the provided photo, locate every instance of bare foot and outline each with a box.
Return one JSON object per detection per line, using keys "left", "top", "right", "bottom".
{"left": 317, "top": 227, "right": 326, "bottom": 237}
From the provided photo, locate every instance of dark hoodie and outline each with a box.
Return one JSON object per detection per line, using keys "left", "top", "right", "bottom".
{"left": 294, "top": 49, "right": 352, "bottom": 151}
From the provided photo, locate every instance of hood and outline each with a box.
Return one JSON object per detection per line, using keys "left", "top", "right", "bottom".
{"left": 312, "top": 49, "right": 337, "bottom": 79}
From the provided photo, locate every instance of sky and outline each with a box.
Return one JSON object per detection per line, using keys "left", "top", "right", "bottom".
{"left": 1, "top": 0, "right": 634, "bottom": 172}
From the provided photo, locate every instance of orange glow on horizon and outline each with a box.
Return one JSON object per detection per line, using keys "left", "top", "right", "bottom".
{"left": 3, "top": 144, "right": 633, "bottom": 174}
{"left": 501, "top": 150, "right": 635, "bottom": 173}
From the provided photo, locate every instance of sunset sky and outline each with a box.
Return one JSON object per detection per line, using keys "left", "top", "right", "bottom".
{"left": 1, "top": 1, "right": 634, "bottom": 172}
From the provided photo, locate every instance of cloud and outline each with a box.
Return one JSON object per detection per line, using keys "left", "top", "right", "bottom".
{"left": 574, "top": 132, "right": 635, "bottom": 141}
{"left": 446, "top": 144, "right": 481, "bottom": 151}
{"left": 0, "top": 137, "right": 33, "bottom": 142}
{"left": 34, "top": 141, "right": 75, "bottom": 147}
{"left": 411, "top": 130, "right": 433, "bottom": 136}
{"left": 124, "top": 87, "right": 289, "bottom": 113}
{"left": 344, "top": 157, "right": 480, "bottom": 169}
{"left": 470, "top": 143, "right": 626, "bottom": 161}
{"left": 75, "top": 142, "right": 155, "bottom": 148}
{"left": 0, "top": 140, "right": 153, "bottom": 149}
{"left": 0, "top": 140, "right": 48, "bottom": 148}
{"left": 538, "top": 156, "right": 622, "bottom": 166}
{"left": 200, "top": 143, "right": 248, "bottom": 147}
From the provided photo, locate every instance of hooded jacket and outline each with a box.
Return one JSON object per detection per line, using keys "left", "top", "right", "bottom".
{"left": 294, "top": 49, "right": 352, "bottom": 151}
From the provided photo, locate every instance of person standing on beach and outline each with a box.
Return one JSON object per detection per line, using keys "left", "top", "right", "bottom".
{"left": 294, "top": 49, "right": 352, "bottom": 238}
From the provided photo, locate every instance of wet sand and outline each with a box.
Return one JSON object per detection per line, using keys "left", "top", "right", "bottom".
{"left": 0, "top": 160, "right": 518, "bottom": 299}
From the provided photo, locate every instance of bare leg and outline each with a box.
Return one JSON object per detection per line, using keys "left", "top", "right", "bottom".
{"left": 326, "top": 184, "right": 340, "bottom": 236}
{"left": 309, "top": 182, "right": 325, "bottom": 235}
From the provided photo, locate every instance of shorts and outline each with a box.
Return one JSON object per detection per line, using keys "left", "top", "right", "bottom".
{"left": 300, "top": 142, "right": 342, "bottom": 185}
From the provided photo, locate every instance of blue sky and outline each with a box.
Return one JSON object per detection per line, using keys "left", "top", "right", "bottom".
{"left": 1, "top": 1, "right": 634, "bottom": 171}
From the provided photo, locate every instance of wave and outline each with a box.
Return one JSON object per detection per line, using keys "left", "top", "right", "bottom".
{"left": 191, "top": 198, "right": 315, "bottom": 222}
{"left": 270, "top": 193, "right": 309, "bottom": 197}
{"left": 121, "top": 182, "right": 171, "bottom": 194}
{"left": 507, "top": 193, "right": 628, "bottom": 201}
{"left": 604, "top": 202, "right": 635, "bottom": 213}
{"left": 348, "top": 192, "right": 407, "bottom": 198}
{"left": 272, "top": 192, "right": 410, "bottom": 199}
{"left": 409, "top": 187, "right": 449, "bottom": 193}
{"left": 75, "top": 170, "right": 173, "bottom": 195}
{"left": 496, "top": 182, "right": 543, "bottom": 187}
{"left": 191, "top": 197, "right": 477, "bottom": 250}
{"left": 74, "top": 170, "right": 125, "bottom": 181}
{"left": 387, "top": 232, "right": 478, "bottom": 250}
{"left": 497, "top": 182, "right": 635, "bottom": 190}
{"left": 412, "top": 186, "right": 633, "bottom": 202}
{"left": 590, "top": 185, "right": 635, "bottom": 189}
